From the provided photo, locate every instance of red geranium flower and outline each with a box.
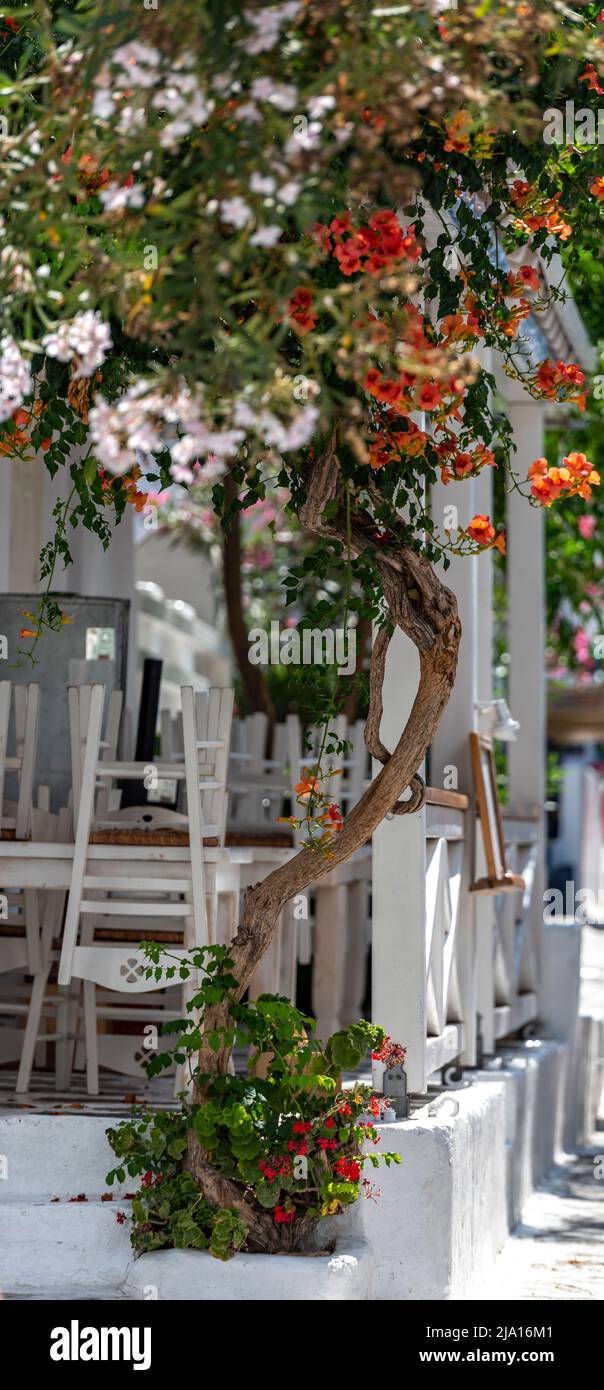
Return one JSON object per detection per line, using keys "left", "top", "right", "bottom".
{"left": 274, "top": 1204, "right": 295, "bottom": 1225}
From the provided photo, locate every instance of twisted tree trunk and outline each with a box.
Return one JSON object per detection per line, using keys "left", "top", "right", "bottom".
{"left": 187, "top": 440, "right": 461, "bottom": 1245}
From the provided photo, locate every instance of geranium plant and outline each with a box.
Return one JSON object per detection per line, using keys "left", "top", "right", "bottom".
{"left": 106, "top": 945, "right": 401, "bottom": 1257}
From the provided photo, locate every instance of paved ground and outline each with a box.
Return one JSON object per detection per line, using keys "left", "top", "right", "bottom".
{"left": 483, "top": 1144, "right": 604, "bottom": 1300}
{"left": 484, "top": 926, "right": 604, "bottom": 1301}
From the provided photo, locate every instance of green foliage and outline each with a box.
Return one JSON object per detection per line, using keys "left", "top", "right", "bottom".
{"left": 2, "top": 0, "right": 603, "bottom": 674}
{"left": 106, "top": 944, "right": 401, "bottom": 1259}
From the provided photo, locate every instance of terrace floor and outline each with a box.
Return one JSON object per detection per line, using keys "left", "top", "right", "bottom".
{"left": 483, "top": 926, "right": 604, "bottom": 1301}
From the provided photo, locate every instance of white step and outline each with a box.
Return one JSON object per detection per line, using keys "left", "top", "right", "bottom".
{"left": 0, "top": 1115, "right": 132, "bottom": 1200}
{"left": 6, "top": 1286, "right": 131, "bottom": 1300}
{"left": 0, "top": 1201, "right": 133, "bottom": 1295}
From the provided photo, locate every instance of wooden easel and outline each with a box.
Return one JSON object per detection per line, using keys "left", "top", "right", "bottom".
{"left": 469, "top": 732, "right": 525, "bottom": 895}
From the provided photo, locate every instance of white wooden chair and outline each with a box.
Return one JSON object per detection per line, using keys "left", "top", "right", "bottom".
{"left": 69, "top": 683, "right": 123, "bottom": 824}
{"left": 0, "top": 679, "right": 41, "bottom": 840}
{"left": 12, "top": 686, "right": 124, "bottom": 1093}
{"left": 56, "top": 683, "right": 236, "bottom": 1092}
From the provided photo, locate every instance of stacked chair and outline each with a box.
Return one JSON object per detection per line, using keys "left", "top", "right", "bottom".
{"left": 6, "top": 683, "right": 240, "bottom": 1095}
{"left": 0, "top": 681, "right": 50, "bottom": 1068}
{"left": 0, "top": 681, "right": 373, "bottom": 1095}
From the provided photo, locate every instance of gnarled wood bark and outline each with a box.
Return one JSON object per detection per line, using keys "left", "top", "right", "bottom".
{"left": 187, "top": 439, "right": 461, "bottom": 1246}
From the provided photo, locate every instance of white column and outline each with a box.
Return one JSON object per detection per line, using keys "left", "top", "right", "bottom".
{"left": 42, "top": 461, "right": 138, "bottom": 703}
{"left": 430, "top": 467, "right": 494, "bottom": 1060}
{"left": 506, "top": 402, "right": 546, "bottom": 818}
{"left": 8, "top": 457, "right": 43, "bottom": 592}
{"left": 372, "top": 627, "right": 428, "bottom": 1092}
{"left": 430, "top": 473, "right": 489, "bottom": 790}
{"left": 506, "top": 400, "right": 546, "bottom": 991}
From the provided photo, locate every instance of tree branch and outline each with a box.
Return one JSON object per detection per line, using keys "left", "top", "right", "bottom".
{"left": 190, "top": 440, "right": 461, "bottom": 1094}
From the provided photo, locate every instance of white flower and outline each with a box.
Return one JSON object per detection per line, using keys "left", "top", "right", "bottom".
{"left": 112, "top": 41, "right": 161, "bottom": 88}
{"left": 285, "top": 121, "right": 322, "bottom": 154}
{"left": 250, "top": 225, "right": 282, "bottom": 247}
{"left": 242, "top": 3, "right": 300, "bottom": 54}
{"left": 0, "top": 336, "right": 32, "bottom": 423}
{"left": 42, "top": 310, "right": 112, "bottom": 379}
{"left": 41, "top": 323, "right": 72, "bottom": 362}
{"left": 26, "top": 126, "right": 42, "bottom": 156}
{"left": 236, "top": 102, "right": 261, "bottom": 124}
{"left": 278, "top": 181, "right": 301, "bottom": 206}
{"left": 307, "top": 94, "right": 336, "bottom": 120}
{"left": 127, "top": 418, "right": 163, "bottom": 455}
{"left": 89, "top": 399, "right": 135, "bottom": 475}
{"left": 203, "top": 454, "right": 229, "bottom": 480}
{"left": 170, "top": 426, "right": 244, "bottom": 468}
{"left": 250, "top": 78, "right": 298, "bottom": 111}
{"left": 259, "top": 404, "right": 319, "bottom": 452}
{"left": 99, "top": 181, "right": 146, "bottom": 213}
{"left": 170, "top": 461, "right": 196, "bottom": 485}
{"left": 220, "top": 197, "right": 252, "bottom": 229}
{"left": 92, "top": 88, "right": 115, "bottom": 120}
{"left": 250, "top": 173, "right": 276, "bottom": 195}
{"left": 333, "top": 124, "right": 353, "bottom": 146}
{"left": 117, "top": 105, "right": 147, "bottom": 134}
{"left": 169, "top": 433, "right": 201, "bottom": 468}
{"left": 234, "top": 400, "right": 255, "bottom": 428}
{"left": 0, "top": 245, "right": 33, "bottom": 293}
{"left": 152, "top": 74, "right": 214, "bottom": 147}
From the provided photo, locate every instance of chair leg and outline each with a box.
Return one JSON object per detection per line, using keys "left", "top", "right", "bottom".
{"left": 23, "top": 889, "right": 42, "bottom": 976}
{"left": 55, "top": 987, "right": 80, "bottom": 1090}
{"left": 17, "top": 883, "right": 64, "bottom": 1092}
{"left": 16, "top": 963, "right": 51, "bottom": 1094}
{"left": 84, "top": 980, "right": 99, "bottom": 1095}
{"left": 61, "top": 911, "right": 98, "bottom": 1086}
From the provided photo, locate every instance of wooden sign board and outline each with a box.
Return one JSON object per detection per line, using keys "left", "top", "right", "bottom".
{"left": 469, "top": 733, "right": 525, "bottom": 895}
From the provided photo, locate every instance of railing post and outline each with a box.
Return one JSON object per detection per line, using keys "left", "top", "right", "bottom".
{"left": 506, "top": 399, "right": 546, "bottom": 994}
{"left": 372, "top": 627, "right": 428, "bottom": 1093}
{"left": 430, "top": 461, "right": 495, "bottom": 1067}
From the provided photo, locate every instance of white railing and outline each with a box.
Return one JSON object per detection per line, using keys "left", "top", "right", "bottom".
{"left": 373, "top": 787, "right": 542, "bottom": 1093}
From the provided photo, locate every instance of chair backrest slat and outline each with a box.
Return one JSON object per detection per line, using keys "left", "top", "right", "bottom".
{"left": 15, "top": 683, "right": 40, "bottom": 839}
{"left": 0, "top": 681, "right": 41, "bottom": 839}
{"left": 0, "top": 681, "right": 11, "bottom": 832}
{"left": 95, "top": 688, "right": 124, "bottom": 819}
{"left": 69, "top": 684, "right": 123, "bottom": 824}
{"left": 13, "top": 685, "right": 27, "bottom": 760}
